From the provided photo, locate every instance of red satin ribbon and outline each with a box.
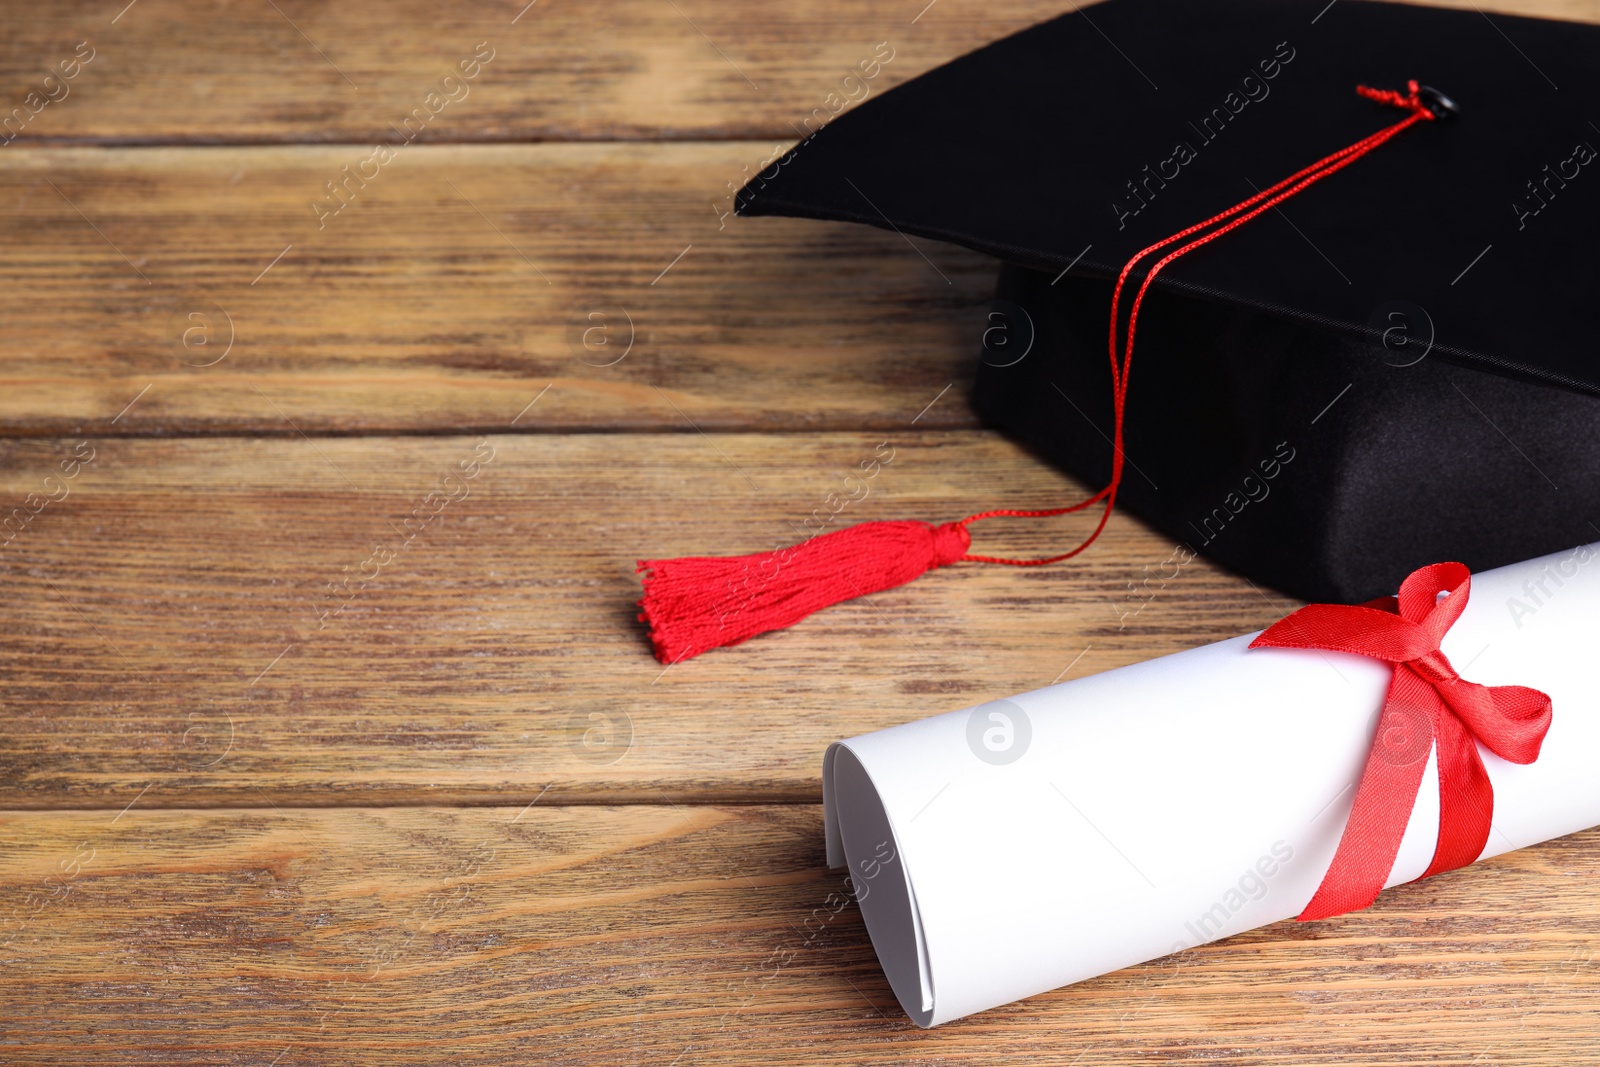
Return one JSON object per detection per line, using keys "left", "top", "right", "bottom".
{"left": 1250, "top": 562, "right": 1553, "bottom": 921}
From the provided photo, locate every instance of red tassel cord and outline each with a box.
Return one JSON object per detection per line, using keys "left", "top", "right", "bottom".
{"left": 638, "top": 82, "right": 1442, "bottom": 663}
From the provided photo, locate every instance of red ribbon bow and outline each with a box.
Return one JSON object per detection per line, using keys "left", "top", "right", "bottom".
{"left": 1250, "top": 562, "right": 1553, "bottom": 921}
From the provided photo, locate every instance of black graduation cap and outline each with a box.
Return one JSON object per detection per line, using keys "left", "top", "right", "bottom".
{"left": 727, "top": 0, "right": 1600, "bottom": 607}
{"left": 636, "top": 0, "right": 1600, "bottom": 662}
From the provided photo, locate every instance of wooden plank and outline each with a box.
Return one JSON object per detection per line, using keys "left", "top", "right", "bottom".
{"left": 0, "top": 0, "right": 1064, "bottom": 145}
{"left": 0, "top": 0, "right": 1588, "bottom": 145}
{"left": 0, "top": 143, "right": 990, "bottom": 436}
{"left": 2, "top": 804, "right": 1597, "bottom": 1064}
{"left": 0, "top": 430, "right": 1304, "bottom": 808}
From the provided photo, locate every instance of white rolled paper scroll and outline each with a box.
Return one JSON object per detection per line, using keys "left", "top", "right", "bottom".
{"left": 822, "top": 542, "right": 1600, "bottom": 1026}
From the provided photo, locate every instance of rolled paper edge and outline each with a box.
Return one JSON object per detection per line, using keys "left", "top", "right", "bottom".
{"left": 827, "top": 742, "right": 937, "bottom": 1028}
{"left": 821, "top": 540, "right": 1600, "bottom": 1025}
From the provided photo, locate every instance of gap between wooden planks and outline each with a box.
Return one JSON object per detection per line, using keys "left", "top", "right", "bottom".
{"left": 5, "top": 2, "right": 1598, "bottom": 1059}
{"left": 0, "top": 804, "right": 1596, "bottom": 1066}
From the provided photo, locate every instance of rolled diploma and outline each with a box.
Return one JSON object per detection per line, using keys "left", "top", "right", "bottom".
{"left": 823, "top": 543, "right": 1600, "bottom": 1026}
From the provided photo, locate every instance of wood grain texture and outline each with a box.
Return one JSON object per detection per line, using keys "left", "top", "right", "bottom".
{"left": 0, "top": 0, "right": 1065, "bottom": 145}
{"left": 0, "top": 430, "right": 1302, "bottom": 808}
{"left": 0, "top": 143, "right": 990, "bottom": 436}
{"left": 2, "top": 804, "right": 1598, "bottom": 1065}
{"left": 6, "top": 0, "right": 1600, "bottom": 1056}
{"left": 0, "top": 0, "right": 1588, "bottom": 146}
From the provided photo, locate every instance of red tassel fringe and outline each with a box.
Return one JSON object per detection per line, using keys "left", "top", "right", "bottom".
{"left": 637, "top": 520, "right": 971, "bottom": 664}
{"left": 635, "top": 83, "right": 1438, "bottom": 663}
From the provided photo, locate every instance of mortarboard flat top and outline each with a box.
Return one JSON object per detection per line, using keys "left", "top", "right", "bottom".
{"left": 740, "top": 0, "right": 1598, "bottom": 395}
{"left": 734, "top": 0, "right": 1600, "bottom": 604}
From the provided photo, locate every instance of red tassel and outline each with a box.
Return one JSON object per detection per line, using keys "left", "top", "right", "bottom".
{"left": 636, "top": 83, "right": 1438, "bottom": 663}
{"left": 638, "top": 520, "right": 971, "bottom": 663}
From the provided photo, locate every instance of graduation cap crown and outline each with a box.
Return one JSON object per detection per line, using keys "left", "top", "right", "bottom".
{"left": 638, "top": 0, "right": 1600, "bottom": 662}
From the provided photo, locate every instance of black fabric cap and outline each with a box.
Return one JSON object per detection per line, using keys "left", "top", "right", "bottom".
{"left": 736, "top": 0, "right": 1600, "bottom": 603}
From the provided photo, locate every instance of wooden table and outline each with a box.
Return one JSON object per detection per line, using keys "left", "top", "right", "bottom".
{"left": 3, "top": 1, "right": 1597, "bottom": 1062}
